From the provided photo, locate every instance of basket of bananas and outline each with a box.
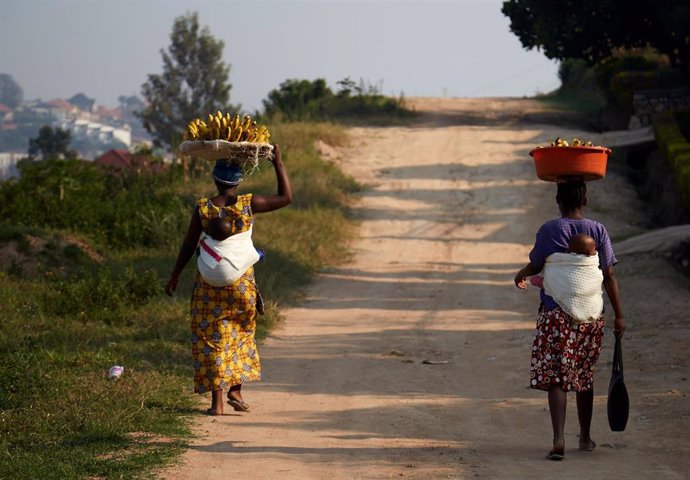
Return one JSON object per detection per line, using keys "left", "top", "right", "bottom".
{"left": 179, "top": 112, "right": 273, "bottom": 170}
{"left": 530, "top": 138, "right": 611, "bottom": 182}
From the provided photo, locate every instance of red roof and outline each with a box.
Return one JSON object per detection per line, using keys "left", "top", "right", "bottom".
{"left": 46, "top": 98, "right": 75, "bottom": 111}
{"left": 95, "top": 149, "right": 167, "bottom": 174}
{"left": 0, "top": 103, "right": 11, "bottom": 113}
{"left": 96, "top": 105, "right": 123, "bottom": 119}
{"left": 95, "top": 149, "right": 132, "bottom": 170}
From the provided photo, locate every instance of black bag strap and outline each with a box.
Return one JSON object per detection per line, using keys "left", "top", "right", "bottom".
{"left": 612, "top": 334, "right": 624, "bottom": 379}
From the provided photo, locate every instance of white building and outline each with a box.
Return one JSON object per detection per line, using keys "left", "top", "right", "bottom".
{"left": 60, "top": 119, "right": 132, "bottom": 147}
{"left": 0, "top": 152, "right": 25, "bottom": 180}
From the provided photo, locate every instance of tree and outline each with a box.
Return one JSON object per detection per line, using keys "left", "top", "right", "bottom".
{"left": 28, "top": 126, "right": 76, "bottom": 160}
{"left": 0, "top": 73, "right": 24, "bottom": 108}
{"left": 262, "top": 79, "right": 333, "bottom": 120}
{"left": 138, "top": 12, "right": 236, "bottom": 149}
{"left": 68, "top": 93, "right": 95, "bottom": 112}
{"left": 118, "top": 94, "right": 145, "bottom": 115}
{"left": 501, "top": 0, "right": 690, "bottom": 78}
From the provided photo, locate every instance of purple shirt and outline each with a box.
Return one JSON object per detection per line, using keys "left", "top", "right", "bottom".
{"left": 529, "top": 217, "right": 617, "bottom": 310}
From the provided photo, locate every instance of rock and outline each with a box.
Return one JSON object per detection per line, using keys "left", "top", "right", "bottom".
{"left": 628, "top": 115, "right": 642, "bottom": 130}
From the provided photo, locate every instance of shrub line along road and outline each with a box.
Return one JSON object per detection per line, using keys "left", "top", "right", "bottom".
{"left": 164, "top": 98, "right": 689, "bottom": 480}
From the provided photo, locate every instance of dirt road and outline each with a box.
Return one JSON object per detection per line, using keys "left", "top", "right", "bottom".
{"left": 164, "top": 98, "right": 689, "bottom": 479}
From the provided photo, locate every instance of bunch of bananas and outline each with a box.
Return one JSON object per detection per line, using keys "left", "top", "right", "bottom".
{"left": 548, "top": 137, "right": 596, "bottom": 147}
{"left": 184, "top": 112, "right": 271, "bottom": 143}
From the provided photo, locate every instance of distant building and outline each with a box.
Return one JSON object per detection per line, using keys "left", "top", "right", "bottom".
{"left": 44, "top": 98, "right": 78, "bottom": 121}
{"left": 68, "top": 93, "right": 96, "bottom": 113}
{"left": 0, "top": 152, "right": 25, "bottom": 179}
{"left": 0, "top": 103, "right": 12, "bottom": 122}
{"left": 94, "top": 149, "right": 166, "bottom": 175}
{"left": 96, "top": 105, "right": 123, "bottom": 122}
{"left": 59, "top": 119, "right": 132, "bottom": 147}
{"left": 24, "top": 102, "right": 53, "bottom": 119}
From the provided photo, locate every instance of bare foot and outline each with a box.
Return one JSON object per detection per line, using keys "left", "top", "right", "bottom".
{"left": 206, "top": 408, "right": 223, "bottom": 416}
{"left": 548, "top": 438, "right": 565, "bottom": 461}
{"left": 579, "top": 439, "right": 596, "bottom": 451}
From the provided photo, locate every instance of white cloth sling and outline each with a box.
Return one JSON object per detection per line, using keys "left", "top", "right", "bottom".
{"left": 196, "top": 227, "right": 260, "bottom": 287}
{"left": 542, "top": 252, "right": 604, "bottom": 323}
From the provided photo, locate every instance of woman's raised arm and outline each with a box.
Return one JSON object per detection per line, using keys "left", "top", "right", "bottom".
{"left": 251, "top": 144, "right": 293, "bottom": 214}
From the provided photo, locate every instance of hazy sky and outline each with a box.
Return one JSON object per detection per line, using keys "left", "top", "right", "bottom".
{"left": 1, "top": 0, "right": 560, "bottom": 112}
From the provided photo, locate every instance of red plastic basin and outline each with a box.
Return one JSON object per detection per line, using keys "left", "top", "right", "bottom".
{"left": 529, "top": 146, "right": 611, "bottom": 182}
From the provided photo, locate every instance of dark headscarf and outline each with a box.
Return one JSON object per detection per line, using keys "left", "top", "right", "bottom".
{"left": 212, "top": 160, "right": 244, "bottom": 186}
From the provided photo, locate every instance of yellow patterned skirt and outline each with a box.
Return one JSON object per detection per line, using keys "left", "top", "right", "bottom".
{"left": 190, "top": 267, "right": 261, "bottom": 393}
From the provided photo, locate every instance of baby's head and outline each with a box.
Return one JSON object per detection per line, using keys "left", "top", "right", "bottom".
{"left": 208, "top": 216, "right": 232, "bottom": 241}
{"left": 568, "top": 233, "right": 597, "bottom": 256}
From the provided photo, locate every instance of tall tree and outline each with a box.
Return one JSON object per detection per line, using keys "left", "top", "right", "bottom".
{"left": 0, "top": 73, "right": 24, "bottom": 108}
{"left": 502, "top": 0, "right": 690, "bottom": 78}
{"left": 138, "top": 12, "right": 236, "bottom": 149}
{"left": 28, "top": 126, "right": 76, "bottom": 160}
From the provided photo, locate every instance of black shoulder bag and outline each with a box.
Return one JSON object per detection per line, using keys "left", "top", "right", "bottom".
{"left": 607, "top": 334, "right": 629, "bottom": 432}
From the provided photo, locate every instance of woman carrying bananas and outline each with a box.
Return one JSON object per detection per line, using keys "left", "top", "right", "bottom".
{"left": 165, "top": 144, "right": 292, "bottom": 415}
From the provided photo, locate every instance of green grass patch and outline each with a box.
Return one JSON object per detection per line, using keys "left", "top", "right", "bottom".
{"left": 0, "top": 121, "right": 358, "bottom": 478}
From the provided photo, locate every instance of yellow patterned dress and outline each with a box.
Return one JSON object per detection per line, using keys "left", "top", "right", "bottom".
{"left": 190, "top": 194, "right": 261, "bottom": 393}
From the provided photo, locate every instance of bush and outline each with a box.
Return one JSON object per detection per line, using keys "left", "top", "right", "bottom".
{"left": 558, "top": 58, "right": 599, "bottom": 93}
{"left": 653, "top": 112, "right": 690, "bottom": 207}
{"left": 593, "top": 53, "right": 685, "bottom": 116}
{"left": 0, "top": 159, "right": 190, "bottom": 249}
{"left": 263, "top": 77, "right": 411, "bottom": 123}
{"left": 609, "top": 68, "right": 685, "bottom": 112}
{"left": 594, "top": 54, "right": 663, "bottom": 94}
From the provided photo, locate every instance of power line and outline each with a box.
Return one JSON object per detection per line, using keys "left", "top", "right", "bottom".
{"left": 461, "top": 61, "right": 556, "bottom": 96}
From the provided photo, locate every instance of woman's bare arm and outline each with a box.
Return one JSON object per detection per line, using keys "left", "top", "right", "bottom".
{"left": 251, "top": 144, "right": 292, "bottom": 214}
{"left": 602, "top": 265, "right": 625, "bottom": 336}
{"left": 514, "top": 262, "right": 542, "bottom": 290}
{"left": 165, "top": 206, "right": 202, "bottom": 296}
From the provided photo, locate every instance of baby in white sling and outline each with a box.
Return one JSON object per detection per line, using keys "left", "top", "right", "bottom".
{"left": 197, "top": 215, "right": 260, "bottom": 287}
{"left": 530, "top": 234, "right": 604, "bottom": 323}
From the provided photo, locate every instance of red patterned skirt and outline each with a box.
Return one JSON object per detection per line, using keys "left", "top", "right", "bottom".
{"left": 530, "top": 306, "right": 604, "bottom": 392}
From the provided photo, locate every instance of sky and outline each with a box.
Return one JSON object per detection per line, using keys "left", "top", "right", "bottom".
{"left": 0, "top": 0, "right": 560, "bottom": 112}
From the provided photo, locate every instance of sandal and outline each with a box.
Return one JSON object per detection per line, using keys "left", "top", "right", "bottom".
{"left": 227, "top": 394, "right": 250, "bottom": 412}
{"left": 547, "top": 450, "right": 565, "bottom": 461}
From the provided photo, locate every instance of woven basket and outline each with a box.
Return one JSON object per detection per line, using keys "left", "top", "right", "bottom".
{"left": 179, "top": 140, "right": 274, "bottom": 164}
{"left": 530, "top": 146, "right": 611, "bottom": 182}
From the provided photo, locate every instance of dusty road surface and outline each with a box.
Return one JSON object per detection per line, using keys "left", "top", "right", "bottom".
{"left": 163, "top": 98, "right": 689, "bottom": 479}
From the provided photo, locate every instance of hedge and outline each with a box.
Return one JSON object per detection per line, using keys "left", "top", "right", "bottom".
{"left": 653, "top": 112, "right": 690, "bottom": 207}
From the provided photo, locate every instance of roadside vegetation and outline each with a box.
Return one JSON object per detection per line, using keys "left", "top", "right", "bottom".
{"left": 537, "top": 52, "right": 687, "bottom": 131}
{"left": 0, "top": 7, "right": 406, "bottom": 479}
{"left": 0, "top": 121, "right": 358, "bottom": 479}
{"left": 262, "top": 77, "right": 414, "bottom": 125}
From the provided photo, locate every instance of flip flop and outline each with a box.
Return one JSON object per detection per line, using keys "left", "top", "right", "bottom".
{"left": 205, "top": 408, "right": 223, "bottom": 416}
{"left": 547, "top": 450, "right": 565, "bottom": 461}
{"left": 227, "top": 398, "right": 250, "bottom": 412}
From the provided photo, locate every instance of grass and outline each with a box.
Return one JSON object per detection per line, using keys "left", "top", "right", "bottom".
{"left": 0, "top": 121, "right": 358, "bottom": 478}
{"left": 535, "top": 88, "right": 605, "bottom": 118}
